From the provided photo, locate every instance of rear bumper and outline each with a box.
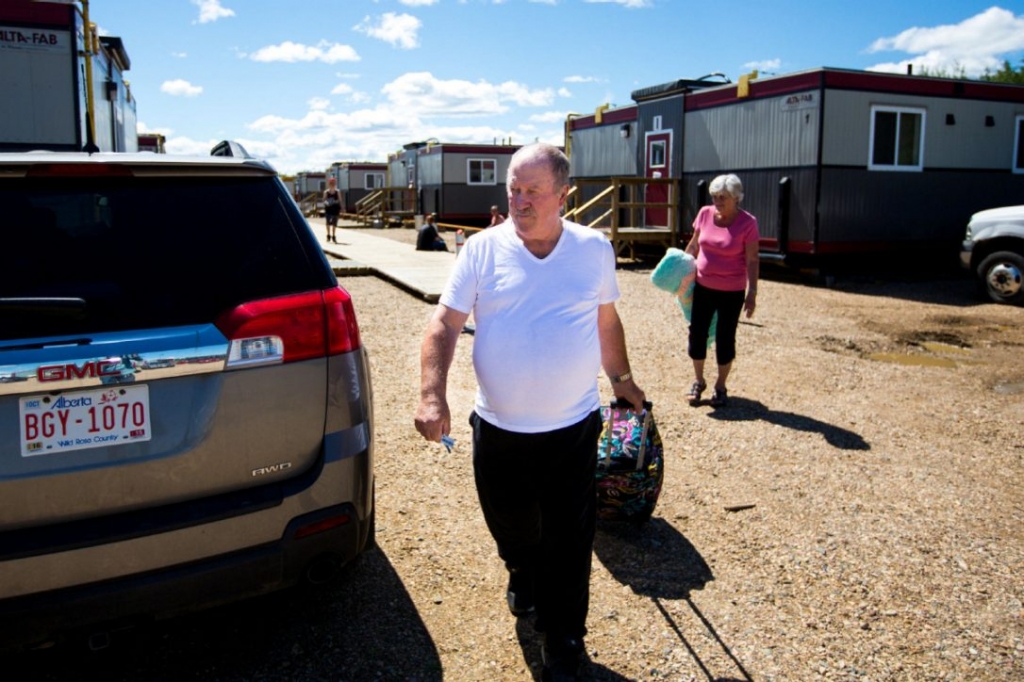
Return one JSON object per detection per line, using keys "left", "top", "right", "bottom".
{"left": 0, "top": 500, "right": 370, "bottom": 652}
{"left": 0, "top": 428, "right": 373, "bottom": 652}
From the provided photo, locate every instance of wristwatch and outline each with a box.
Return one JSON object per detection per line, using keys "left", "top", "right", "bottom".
{"left": 611, "top": 371, "right": 632, "bottom": 384}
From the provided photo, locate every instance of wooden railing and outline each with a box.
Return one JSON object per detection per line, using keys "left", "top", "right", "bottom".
{"left": 381, "top": 187, "right": 417, "bottom": 226}
{"left": 564, "top": 177, "right": 682, "bottom": 258}
{"left": 354, "top": 190, "right": 384, "bottom": 225}
{"left": 299, "top": 191, "right": 320, "bottom": 218}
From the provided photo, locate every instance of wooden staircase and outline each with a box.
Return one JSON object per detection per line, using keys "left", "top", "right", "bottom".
{"left": 564, "top": 177, "right": 682, "bottom": 258}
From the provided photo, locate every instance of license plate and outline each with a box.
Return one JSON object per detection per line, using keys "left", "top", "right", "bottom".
{"left": 20, "top": 385, "right": 152, "bottom": 457}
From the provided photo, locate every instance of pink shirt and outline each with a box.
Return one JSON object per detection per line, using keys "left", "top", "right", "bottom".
{"left": 692, "top": 205, "right": 759, "bottom": 291}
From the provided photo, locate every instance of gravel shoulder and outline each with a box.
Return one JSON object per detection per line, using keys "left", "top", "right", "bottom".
{"left": 18, "top": 227, "right": 1024, "bottom": 681}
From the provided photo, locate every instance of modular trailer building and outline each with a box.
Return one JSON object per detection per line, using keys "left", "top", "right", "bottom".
{"left": 388, "top": 142, "right": 520, "bottom": 225}
{"left": 329, "top": 162, "right": 387, "bottom": 213}
{"left": 1, "top": 0, "right": 137, "bottom": 153}
{"left": 679, "top": 68, "right": 1024, "bottom": 266}
{"left": 569, "top": 68, "right": 1024, "bottom": 267}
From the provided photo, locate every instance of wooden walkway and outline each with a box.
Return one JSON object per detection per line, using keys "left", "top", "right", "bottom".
{"left": 319, "top": 226, "right": 454, "bottom": 302}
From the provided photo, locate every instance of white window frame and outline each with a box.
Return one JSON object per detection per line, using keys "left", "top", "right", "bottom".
{"left": 653, "top": 115, "right": 663, "bottom": 131}
{"left": 1013, "top": 115, "right": 1024, "bottom": 174}
{"left": 868, "top": 105, "right": 926, "bottom": 172}
{"left": 649, "top": 140, "right": 667, "bottom": 169}
{"left": 364, "top": 173, "right": 384, "bottom": 190}
{"left": 467, "top": 158, "right": 497, "bottom": 186}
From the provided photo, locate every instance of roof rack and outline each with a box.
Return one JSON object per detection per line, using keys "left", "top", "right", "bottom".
{"left": 210, "top": 140, "right": 252, "bottom": 158}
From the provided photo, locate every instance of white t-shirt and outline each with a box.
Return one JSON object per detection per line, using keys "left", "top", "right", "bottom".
{"left": 440, "top": 220, "right": 619, "bottom": 433}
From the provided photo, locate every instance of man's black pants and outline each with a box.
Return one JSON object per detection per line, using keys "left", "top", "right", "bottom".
{"left": 470, "top": 410, "right": 602, "bottom": 642}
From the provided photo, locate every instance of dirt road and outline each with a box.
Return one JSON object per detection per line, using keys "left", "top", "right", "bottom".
{"left": 19, "top": 233, "right": 1024, "bottom": 681}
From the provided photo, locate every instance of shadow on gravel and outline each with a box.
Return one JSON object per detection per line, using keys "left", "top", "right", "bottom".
{"left": 513, "top": 618, "right": 636, "bottom": 682}
{"left": 594, "top": 518, "right": 712, "bottom": 600}
{"left": 593, "top": 519, "right": 753, "bottom": 682}
{"left": 706, "top": 397, "right": 870, "bottom": 451}
{"left": 10, "top": 547, "right": 442, "bottom": 682}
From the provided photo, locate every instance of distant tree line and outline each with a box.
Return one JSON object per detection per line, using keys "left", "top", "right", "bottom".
{"left": 981, "top": 60, "right": 1024, "bottom": 85}
{"left": 916, "top": 59, "right": 1024, "bottom": 85}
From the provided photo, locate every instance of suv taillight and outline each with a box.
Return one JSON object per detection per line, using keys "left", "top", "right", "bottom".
{"left": 215, "top": 287, "right": 361, "bottom": 368}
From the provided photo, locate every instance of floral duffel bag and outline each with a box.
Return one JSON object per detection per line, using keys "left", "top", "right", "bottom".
{"left": 595, "top": 400, "right": 664, "bottom": 523}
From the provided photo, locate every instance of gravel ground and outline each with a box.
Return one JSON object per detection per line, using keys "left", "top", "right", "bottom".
{"left": 16, "top": 226, "right": 1024, "bottom": 681}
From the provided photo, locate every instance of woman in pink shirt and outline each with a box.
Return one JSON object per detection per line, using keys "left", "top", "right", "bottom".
{"left": 683, "top": 174, "right": 760, "bottom": 407}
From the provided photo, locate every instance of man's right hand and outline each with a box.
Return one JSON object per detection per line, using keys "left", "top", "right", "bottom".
{"left": 414, "top": 395, "right": 451, "bottom": 443}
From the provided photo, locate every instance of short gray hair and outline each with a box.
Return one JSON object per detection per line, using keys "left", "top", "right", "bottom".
{"left": 508, "top": 143, "right": 570, "bottom": 191}
{"left": 709, "top": 174, "right": 744, "bottom": 202}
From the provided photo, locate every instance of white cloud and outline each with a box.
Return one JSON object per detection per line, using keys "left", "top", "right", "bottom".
{"left": 171, "top": 52, "right": 188, "bottom": 59}
{"left": 136, "top": 122, "right": 173, "bottom": 136}
{"left": 583, "top": 0, "right": 651, "bottom": 7}
{"left": 381, "top": 72, "right": 554, "bottom": 116}
{"left": 331, "top": 83, "right": 354, "bottom": 95}
{"left": 161, "top": 79, "right": 203, "bottom": 97}
{"left": 249, "top": 41, "right": 360, "bottom": 64}
{"left": 557, "top": 87, "right": 572, "bottom": 97}
{"left": 230, "top": 71, "right": 568, "bottom": 174}
{"left": 354, "top": 13, "right": 422, "bottom": 49}
{"left": 866, "top": 7, "right": 1024, "bottom": 77}
{"left": 564, "top": 75, "right": 602, "bottom": 83}
{"left": 529, "top": 111, "right": 572, "bottom": 123}
{"left": 399, "top": 0, "right": 438, "bottom": 5}
{"left": 164, "top": 136, "right": 218, "bottom": 156}
{"left": 191, "top": 0, "right": 234, "bottom": 24}
{"left": 308, "top": 97, "right": 331, "bottom": 111}
{"left": 743, "top": 58, "right": 781, "bottom": 72}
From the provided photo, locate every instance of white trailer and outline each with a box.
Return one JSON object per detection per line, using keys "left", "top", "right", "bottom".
{"left": 1, "top": 0, "right": 136, "bottom": 152}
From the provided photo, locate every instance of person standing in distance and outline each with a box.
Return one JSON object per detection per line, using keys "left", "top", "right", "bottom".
{"left": 414, "top": 143, "right": 645, "bottom": 681}
{"left": 323, "top": 176, "right": 342, "bottom": 244}
{"left": 683, "top": 173, "right": 760, "bottom": 407}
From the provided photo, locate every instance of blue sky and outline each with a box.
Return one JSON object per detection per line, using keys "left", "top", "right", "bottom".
{"left": 93, "top": 0, "right": 1024, "bottom": 176}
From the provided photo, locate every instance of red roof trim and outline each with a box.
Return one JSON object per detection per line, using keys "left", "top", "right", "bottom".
{"left": 685, "top": 68, "right": 1024, "bottom": 111}
{"left": 418, "top": 144, "right": 521, "bottom": 156}
{"left": 0, "top": 1, "right": 74, "bottom": 26}
{"left": 823, "top": 69, "right": 1024, "bottom": 102}
{"left": 686, "top": 71, "right": 823, "bottom": 111}
{"left": 569, "top": 105, "right": 638, "bottom": 130}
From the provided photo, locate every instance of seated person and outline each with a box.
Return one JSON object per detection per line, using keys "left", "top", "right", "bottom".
{"left": 488, "top": 205, "right": 506, "bottom": 227}
{"left": 416, "top": 213, "right": 448, "bottom": 251}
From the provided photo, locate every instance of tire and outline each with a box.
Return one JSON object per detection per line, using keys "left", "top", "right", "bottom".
{"left": 978, "top": 250, "right": 1024, "bottom": 306}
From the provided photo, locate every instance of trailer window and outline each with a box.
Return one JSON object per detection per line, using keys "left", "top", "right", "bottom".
{"left": 467, "top": 159, "right": 497, "bottom": 185}
{"left": 869, "top": 106, "right": 925, "bottom": 171}
{"left": 1014, "top": 116, "right": 1024, "bottom": 174}
{"left": 364, "top": 173, "right": 384, "bottom": 190}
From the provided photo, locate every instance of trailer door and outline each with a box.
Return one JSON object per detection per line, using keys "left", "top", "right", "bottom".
{"left": 644, "top": 131, "right": 672, "bottom": 227}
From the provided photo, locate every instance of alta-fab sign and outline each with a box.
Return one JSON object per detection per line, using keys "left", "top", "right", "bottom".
{"left": 0, "top": 26, "right": 69, "bottom": 53}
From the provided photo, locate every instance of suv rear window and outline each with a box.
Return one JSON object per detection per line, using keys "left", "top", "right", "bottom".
{"left": 0, "top": 176, "right": 330, "bottom": 341}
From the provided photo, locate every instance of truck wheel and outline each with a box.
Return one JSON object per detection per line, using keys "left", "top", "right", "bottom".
{"left": 979, "top": 251, "right": 1024, "bottom": 305}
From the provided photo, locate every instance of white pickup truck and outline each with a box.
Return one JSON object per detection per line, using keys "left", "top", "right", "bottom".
{"left": 960, "top": 205, "right": 1024, "bottom": 306}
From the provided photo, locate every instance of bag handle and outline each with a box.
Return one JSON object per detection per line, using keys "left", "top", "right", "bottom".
{"left": 610, "top": 398, "right": 653, "bottom": 412}
{"left": 605, "top": 400, "right": 654, "bottom": 471}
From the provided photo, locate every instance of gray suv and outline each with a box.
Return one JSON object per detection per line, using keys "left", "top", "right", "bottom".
{"left": 0, "top": 147, "right": 375, "bottom": 650}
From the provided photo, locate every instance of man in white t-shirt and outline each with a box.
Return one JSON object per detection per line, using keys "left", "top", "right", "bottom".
{"left": 414, "top": 143, "right": 645, "bottom": 681}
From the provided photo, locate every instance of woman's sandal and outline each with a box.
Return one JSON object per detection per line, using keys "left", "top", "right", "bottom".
{"left": 710, "top": 387, "right": 728, "bottom": 407}
{"left": 687, "top": 380, "right": 707, "bottom": 405}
